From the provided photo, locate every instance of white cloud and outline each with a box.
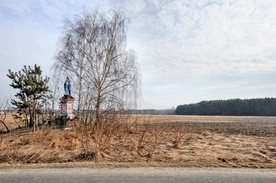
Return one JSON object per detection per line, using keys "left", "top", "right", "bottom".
{"left": 125, "top": 0, "right": 276, "bottom": 107}
{"left": 131, "top": 0, "right": 276, "bottom": 73}
{"left": 124, "top": 0, "right": 146, "bottom": 13}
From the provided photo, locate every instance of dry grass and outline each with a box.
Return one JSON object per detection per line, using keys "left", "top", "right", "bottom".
{"left": 0, "top": 114, "right": 276, "bottom": 168}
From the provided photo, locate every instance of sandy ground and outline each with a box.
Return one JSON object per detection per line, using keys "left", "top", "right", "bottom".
{"left": 0, "top": 114, "right": 275, "bottom": 168}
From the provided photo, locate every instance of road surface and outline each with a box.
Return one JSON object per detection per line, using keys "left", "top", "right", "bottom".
{"left": 0, "top": 167, "right": 275, "bottom": 183}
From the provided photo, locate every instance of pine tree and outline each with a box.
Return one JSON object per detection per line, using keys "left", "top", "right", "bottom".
{"left": 7, "top": 64, "right": 50, "bottom": 129}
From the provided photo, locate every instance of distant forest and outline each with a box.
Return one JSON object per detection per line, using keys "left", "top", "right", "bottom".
{"left": 175, "top": 98, "right": 276, "bottom": 116}
{"left": 130, "top": 108, "right": 175, "bottom": 115}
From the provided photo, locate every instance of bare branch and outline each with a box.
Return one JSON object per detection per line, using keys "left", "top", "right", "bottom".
{"left": 52, "top": 9, "right": 141, "bottom": 125}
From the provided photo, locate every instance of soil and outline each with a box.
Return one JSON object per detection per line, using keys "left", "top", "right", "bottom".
{"left": 146, "top": 121, "right": 276, "bottom": 137}
{"left": 136, "top": 115, "right": 276, "bottom": 137}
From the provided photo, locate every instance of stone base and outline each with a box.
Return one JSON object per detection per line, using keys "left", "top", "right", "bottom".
{"left": 59, "top": 95, "right": 75, "bottom": 119}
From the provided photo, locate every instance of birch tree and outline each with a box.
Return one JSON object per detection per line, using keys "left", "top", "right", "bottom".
{"left": 53, "top": 9, "right": 140, "bottom": 125}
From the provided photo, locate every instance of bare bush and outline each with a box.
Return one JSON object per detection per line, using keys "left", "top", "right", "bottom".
{"left": 147, "top": 126, "right": 163, "bottom": 160}
{"left": 72, "top": 111, "right": 132, "bottom": 160}
{"left": 173, "top": 131, "right": 185, "bottom": 149}
{"left": 74, "top": 125, "right": 94, "bottom": 159}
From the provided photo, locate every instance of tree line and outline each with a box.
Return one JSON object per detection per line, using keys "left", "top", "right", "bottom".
{"left": 129, "top": 108, "right": 175, "bottom": 115}
{"left": 175, "top": 98, "right": 276, "bottom": 116}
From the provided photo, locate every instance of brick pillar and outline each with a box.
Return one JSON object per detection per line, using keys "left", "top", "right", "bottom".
{"left": 59, "top": 95, "right": 75, "bottom": 119}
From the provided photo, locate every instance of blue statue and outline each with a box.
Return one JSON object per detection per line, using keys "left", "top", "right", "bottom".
{"left": 64, "top": 76, "right": 71, "bottom": 95}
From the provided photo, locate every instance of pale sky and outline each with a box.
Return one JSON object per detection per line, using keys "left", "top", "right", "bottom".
{"left": 1, "top": 0, "right": 276, "bottom": 109}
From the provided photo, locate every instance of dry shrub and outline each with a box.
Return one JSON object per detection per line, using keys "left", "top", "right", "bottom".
{"left": 71, "top": 114, "right": 170, "bottom": 162}
{"left": 94, "top": 113, "right": 128, "bottom": 158}
{"left": 73, "top": 112, "right": 133, "bottom": 160}
{"left": 136, "top": 129, "right": 147, "bottom": 155}
{"left": 173, "top": 131, "right": 185, "bottom": 149}
{"left": 147, "top": 126, "right": 163, "bottom": 159}
{"left": 74, "top": 125, "right": 93, "bottom": 157}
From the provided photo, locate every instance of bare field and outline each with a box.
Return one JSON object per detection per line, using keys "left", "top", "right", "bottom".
{"left": 0, "top": 114, "right": 275, "bottom": 168}
{"left": 134, "top": 115, "right": 276, "bottom": 137}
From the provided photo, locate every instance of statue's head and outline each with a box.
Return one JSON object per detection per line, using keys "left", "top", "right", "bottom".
{"left": 66, "top": 76, "right": 69, "bottom": 80}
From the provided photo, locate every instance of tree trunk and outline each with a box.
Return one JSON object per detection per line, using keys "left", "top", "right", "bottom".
{"left": 77, "top": 55, "right": 85, "bottom": 122}
{"left": 29, "top": 116, "right": 34, "bottom": 128}
{"left": 77, "top": 75, "right": 83, "bottom": 120}
{"left": 95, "top": 93, "right": 101, "bottom": 126}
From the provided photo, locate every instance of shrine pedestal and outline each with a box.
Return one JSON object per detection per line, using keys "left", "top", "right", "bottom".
{"left": 59, "top": 95, "right": 75, "bottom": 119}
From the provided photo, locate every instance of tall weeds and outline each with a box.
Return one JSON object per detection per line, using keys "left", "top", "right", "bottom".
{"left": 74, "top": 112, "right": 132, "bottom": 160}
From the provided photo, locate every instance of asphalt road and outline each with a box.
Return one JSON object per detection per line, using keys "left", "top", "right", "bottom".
{"left": 0, "top": 167, "right": 275, "bottom": 183}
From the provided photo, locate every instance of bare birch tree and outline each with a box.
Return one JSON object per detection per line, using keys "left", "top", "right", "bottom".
{"left": 53, "top": 9, "right": 140, "bottom": 125}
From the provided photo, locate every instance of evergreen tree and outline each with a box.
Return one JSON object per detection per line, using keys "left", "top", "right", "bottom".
{"left": 7, "top": 65, "right": 50, "bottom": 128}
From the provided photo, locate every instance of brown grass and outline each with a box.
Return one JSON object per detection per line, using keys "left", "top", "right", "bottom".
{"left": 0, "top": 114, "right": 275, "bottom": 168}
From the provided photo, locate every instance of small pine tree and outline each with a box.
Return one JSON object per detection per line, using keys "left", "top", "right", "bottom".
{"left": 7, "top": 64, "right": 50, "bottom": 129}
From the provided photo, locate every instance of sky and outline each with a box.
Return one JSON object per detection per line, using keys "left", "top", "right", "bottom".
{"left": 1, "top": 0, "right": 276, "bottom": 109}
